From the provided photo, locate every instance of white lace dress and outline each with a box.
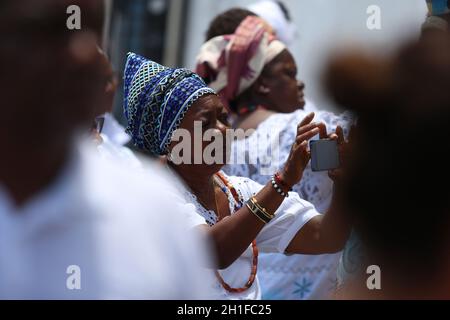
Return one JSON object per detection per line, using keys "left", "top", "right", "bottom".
{"left": 223, "top": 100, "right": 354, "bottom": 299}
{"left": 177, "top": 172, "right": 321, "bottom": 300}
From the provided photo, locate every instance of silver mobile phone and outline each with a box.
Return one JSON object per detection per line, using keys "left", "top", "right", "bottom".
{"left": 309, "top": 139, "right": 340, "bottom": 172}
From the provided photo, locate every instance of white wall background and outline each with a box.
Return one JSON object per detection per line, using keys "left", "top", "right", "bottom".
{"left": 182, "top": 0, "right": 428, "bottom": 111}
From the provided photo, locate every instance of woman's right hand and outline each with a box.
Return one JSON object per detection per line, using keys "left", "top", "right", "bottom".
{"left": 280, "top": 112, "right": 326, "bottom": 188}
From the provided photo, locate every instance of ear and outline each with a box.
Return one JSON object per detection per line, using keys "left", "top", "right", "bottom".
{"left": 252, "top": 76, "right": 271, "bottom": 96}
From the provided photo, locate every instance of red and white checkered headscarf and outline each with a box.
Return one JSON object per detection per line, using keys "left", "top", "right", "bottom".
{"left": 195, "top": 16, "right": 286, "bottom": 106}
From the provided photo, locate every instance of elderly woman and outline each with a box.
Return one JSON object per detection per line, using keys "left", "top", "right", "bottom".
{"left": 123, "top": 52, "right": 351, "bottom": 299}
{"left": 196, "top": 12, "right": 353, "bottom": 299}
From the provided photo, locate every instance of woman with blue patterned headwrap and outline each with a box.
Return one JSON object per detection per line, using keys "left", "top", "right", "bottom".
{"left": 123, "top": 52, "right": 352, "bottom": 300}
{"left": 123, "top": 53, "right": 216, "bottom": 156}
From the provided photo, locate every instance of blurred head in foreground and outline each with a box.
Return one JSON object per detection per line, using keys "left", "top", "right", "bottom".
{"left": 325, "top": 33, "right": 450, "bottom": 299}
{"left": 0, "top": 0, "right": 105, "bottom": 145}
{"left": 0, "top": 0, "right": 105, "bottom": 204}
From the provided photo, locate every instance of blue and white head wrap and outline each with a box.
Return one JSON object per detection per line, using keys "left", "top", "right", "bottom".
{"left": 123, "top": 52, "right": 216, "bottom": 156}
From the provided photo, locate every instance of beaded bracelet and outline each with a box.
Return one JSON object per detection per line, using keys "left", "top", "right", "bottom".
{"left": 246, "top": 197, "right": 274, "bottom": 224}
{"left": 271, "top": 172, "right": 292, "bottom": 197}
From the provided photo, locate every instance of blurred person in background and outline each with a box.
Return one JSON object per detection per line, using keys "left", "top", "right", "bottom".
{"left": 123, "top": 52, "right": 352, "bottom": 300}
{"left": 334, "top": 0, "right": 450, "bottom": 293}
{"left": 247, "top": 0, "right": 297, "bottom": 48}
{"left": 92, "top": 47, "right": 142, "bottom": 169}
{"left": 198, "top": 13, "right": 307, "bottom": 129}
{"left": 0, "top": 0, "right": 210, "bottom": 299}
{"left": 205, "top": 7, "right": 259, "bottom": 41}
{"left": 196, "top": 9, "right": 353, "bottom": 299}
{"left": 325, "top": 32, "right": 450, "bottom": 299}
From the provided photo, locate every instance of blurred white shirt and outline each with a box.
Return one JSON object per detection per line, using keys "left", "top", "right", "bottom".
{"left": 0, "top": 141, "right": 212, "bottom": 299}
{"left": 101, "top": 113, "right": 131, "bottom": 147}
{"left": 97, "top": 133, "right": 142, "bottom": 169}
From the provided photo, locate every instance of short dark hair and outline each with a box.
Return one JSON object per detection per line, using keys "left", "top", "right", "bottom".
{"left": 205, "top": 8, "right": 256, "bottom": 40}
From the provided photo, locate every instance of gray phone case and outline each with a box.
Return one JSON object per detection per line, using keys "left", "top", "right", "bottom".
{"left": 310, "top": 139, "right": 340, "bottom": 172}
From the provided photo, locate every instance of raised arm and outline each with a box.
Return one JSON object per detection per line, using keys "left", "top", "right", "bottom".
{"left": 203, "top": 112, "right": 322, "bottom": 269}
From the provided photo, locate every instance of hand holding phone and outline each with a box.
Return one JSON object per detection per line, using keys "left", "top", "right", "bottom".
{"left": 281, "top": 112, "right": 324, "bottom": 187}
{"left": 310, "top": 139, "right": 340, "bottom": 172}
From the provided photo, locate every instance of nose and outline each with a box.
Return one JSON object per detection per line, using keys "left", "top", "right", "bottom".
{"left": 297, "top": 80, "right": 305, "bottom": 91}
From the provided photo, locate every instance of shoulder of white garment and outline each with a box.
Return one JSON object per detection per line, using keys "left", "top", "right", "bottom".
{"left": 73, "top": 142, "right": 214, "bottom": 298}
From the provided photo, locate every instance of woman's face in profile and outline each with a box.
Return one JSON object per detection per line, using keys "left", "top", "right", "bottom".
{"left": 258, "top": 49, "right": 306, "bottom": 113}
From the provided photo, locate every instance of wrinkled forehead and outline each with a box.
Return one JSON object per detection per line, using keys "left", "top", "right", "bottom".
{"left": 179, "top": 94, "right": 222, "bottom": 127}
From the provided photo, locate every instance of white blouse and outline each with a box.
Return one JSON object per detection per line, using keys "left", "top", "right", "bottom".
{"left": 0, "top": 142, "right": 211, "bottom": 299}
{"left": 222, "top": 100, "right": 354, "bottom": 299}
{"left": 179, "top": 172, "right": 320, "bottom": 300}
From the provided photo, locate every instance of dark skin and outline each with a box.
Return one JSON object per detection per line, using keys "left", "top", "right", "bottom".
{"left": 0, "top": 1, "right": 105, "bottom": 206}
{"left": 234, "top": 49, "right": 305, "bottom": 131}
{"left": 168, "top": 94, "right": 351, "bottom": 269}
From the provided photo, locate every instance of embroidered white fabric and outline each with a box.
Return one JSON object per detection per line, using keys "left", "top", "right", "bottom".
{"left": 222, "top": 101, "right": 354, "bottom": 299}
{"left": 0, "top": 141, "right": 212, "bottom": 299}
